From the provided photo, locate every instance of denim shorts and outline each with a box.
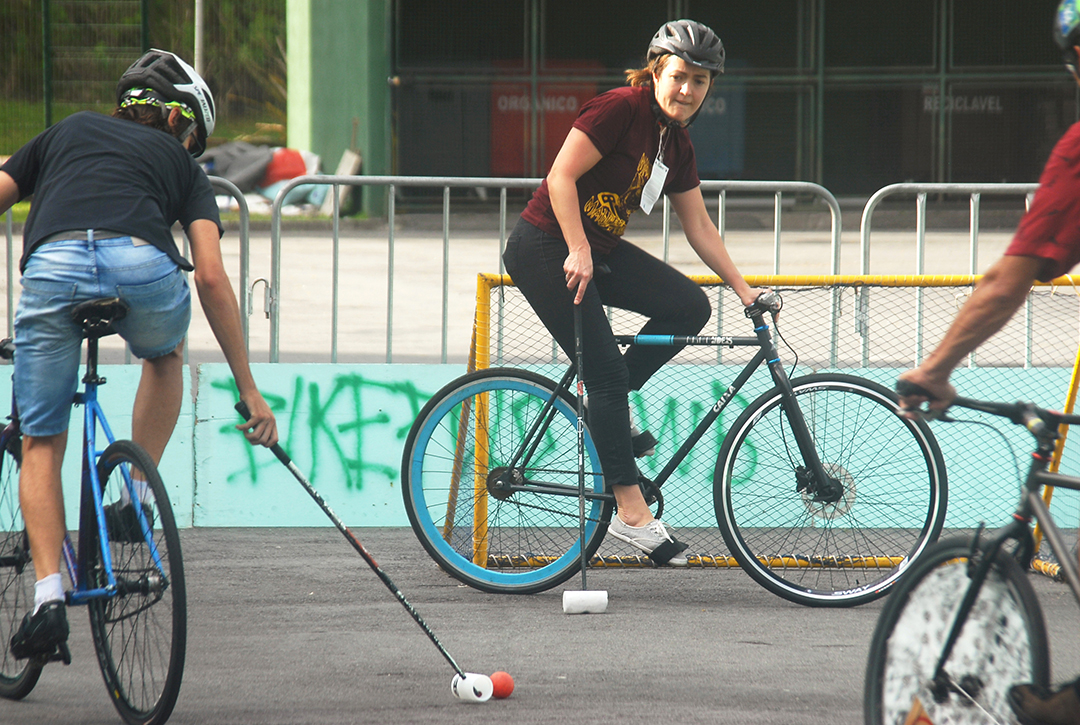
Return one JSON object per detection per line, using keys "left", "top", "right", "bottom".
{"left": 14, "top": 235, "right": 191, "bottom": 437}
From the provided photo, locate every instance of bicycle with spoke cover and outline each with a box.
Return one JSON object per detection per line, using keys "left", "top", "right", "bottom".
{"left": 401, "top": 292, "right": 948, "bottom": 607}
{"left": 865, "top": 390, "right": 1080, "bottom": 725}
{"left": 0, "top": 298, "right": 185, "bottom": 725}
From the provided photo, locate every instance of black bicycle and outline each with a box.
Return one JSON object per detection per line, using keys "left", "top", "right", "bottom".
{"left": 401, "top": 293, "right": 948, "bottom": 606}
{"left": 865, "top": 389, "right": 1080, "bottom": 725}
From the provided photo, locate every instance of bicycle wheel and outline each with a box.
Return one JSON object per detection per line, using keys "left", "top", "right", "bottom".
{"left": 402, "top": 368, "right": 610, "bottom": 594}
{"left": 89, "top": 440, "right": 186, "bottom": 725}
{"left": 715, "top": 373, "right": 947, "bottom": 607}
{"left": 865, "top": 537, "right": 1049, "bottom": 725}
{"left": 0, "top": 430, "right": 43, "bottom": 700}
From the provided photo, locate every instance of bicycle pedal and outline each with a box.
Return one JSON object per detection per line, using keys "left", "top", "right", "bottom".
{"left": 636, "top": 471, "right": 664, "bottom": 512}
{"left": 48, "top": 642, "right": 71, "bottom": 666}
{"left": 631, "top": 429, "right": 657, "bottom": 457}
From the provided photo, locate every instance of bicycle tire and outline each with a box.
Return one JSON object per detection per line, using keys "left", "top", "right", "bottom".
{"left": 89, "top": 440, "right": 186, "bottom": 725}
{"left": 0, "top": 430, "right": 43, "bottom": 700}
{"left": 864, "top": 537, "right": 1049, "bottom": 725}
{"left": 402, "top": 368, "right": 611, "bottom": 594}
{"left": 715, "top": 373, "right": 947, "bottom": 607}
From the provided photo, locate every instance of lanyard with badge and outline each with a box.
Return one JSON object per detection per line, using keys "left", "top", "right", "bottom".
{"left": 639, "top": 125, "right": 669, "bottom": 215}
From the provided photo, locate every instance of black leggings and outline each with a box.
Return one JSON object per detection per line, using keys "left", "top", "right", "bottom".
{"left": 503, "top": 217, "right": 711, "bottom": 489}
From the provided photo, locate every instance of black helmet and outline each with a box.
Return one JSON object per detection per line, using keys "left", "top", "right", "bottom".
{"left": 116, "top": 49, "right": 216, "bottom": 157}
{"left": 648, "top": 19, "right": 725, "bottom": 74}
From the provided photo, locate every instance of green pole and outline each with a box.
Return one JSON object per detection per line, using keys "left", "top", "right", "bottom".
{"left": 141, "top": 0, "right": 150, "bottom": 52}
{"left": 42, "top": 0, "right": 52, "bottom": 127}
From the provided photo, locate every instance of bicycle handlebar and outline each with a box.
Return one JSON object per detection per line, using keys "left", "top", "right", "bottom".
{"left": 745, "top": 290, "right": 782, "bottom": 318}
{"left": 896, "top": 378, "right": 1080, "bottom": 433}
{"left": 950, "top": 396, "right": 1080, "bottom": 433}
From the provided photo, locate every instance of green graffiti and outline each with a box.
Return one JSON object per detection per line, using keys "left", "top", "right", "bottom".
{"left": 216, "top": 373, "right": 434, "bottom": 491}
{"left": 211, "top": 378, "right": 289, "bottom": 485}
{"left": 632, "top": 384, "right": 754, "bottom": 484}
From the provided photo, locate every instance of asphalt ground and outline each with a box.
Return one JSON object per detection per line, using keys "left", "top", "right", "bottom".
{"left": 0, "top": 215, "right": 1065, "bottom": 725}
{"left": 2, "top": 527, "right": 1077, "bottom": 725}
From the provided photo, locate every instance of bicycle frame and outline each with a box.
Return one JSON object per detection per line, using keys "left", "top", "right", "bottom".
{"left": 50, "top": 334, "right": 164, "bottom": 605}
{"left": 929, "top": 420, "right": 1080, "bottom": 690}
{"left": 494, "top": 305, "right": 835, "bottom": 505}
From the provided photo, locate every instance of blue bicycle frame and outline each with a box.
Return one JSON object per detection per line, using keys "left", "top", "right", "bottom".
{"left": 57, "top": 351, "right": 165, "bottom": 606}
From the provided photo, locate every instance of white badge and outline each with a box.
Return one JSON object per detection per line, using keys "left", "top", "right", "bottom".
{"left": 640, "top": 127, "right": 669, "bottom": 215}
{"left": 639, "top": 158, "right": 668, "bottom": 215}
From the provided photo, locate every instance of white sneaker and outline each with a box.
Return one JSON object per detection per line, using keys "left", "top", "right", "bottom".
{"left": 607, "top": 516, "right": 688, "bottom": 566}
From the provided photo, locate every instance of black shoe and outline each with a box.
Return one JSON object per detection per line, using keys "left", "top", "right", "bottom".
{"left": 104, "top": 501, "right": 153, "bottom": 543}
{"left": 10, "top": 601, "right": 70, "bottom": 661}
{"left": 1009, "top": 679, "right": 1080, "bottom": 725}
{"left": 630, "top": 426, "right": 657, "bottom": 457}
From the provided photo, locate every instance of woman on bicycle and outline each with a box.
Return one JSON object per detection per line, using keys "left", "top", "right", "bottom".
{"left": 503, "top": 19, "right": 765, "bottom": 566}
{"left": 0, "top": 50, "right": 278, "bottom": 661}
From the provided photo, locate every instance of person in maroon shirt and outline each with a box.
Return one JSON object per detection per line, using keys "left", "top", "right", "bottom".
{"left": 504, "top": 19, "right": 765, "bottom": 566}
{"left": 899, "top": 3, "right": 1080, "bottom": 722}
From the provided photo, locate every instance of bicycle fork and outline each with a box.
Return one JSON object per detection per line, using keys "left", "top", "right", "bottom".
{"left": 749, "top": 310, "right": 840, "bottom": 504}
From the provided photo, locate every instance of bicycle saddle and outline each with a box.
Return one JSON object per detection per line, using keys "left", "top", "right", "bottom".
{"left": 71, "top": 298, "right": 130, "bottom": 339}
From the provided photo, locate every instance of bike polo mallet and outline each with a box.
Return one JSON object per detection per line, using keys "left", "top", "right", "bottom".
{"left": 235, "top": 402, "right": 497, "bottom": 703}
{"left": 561, "top": 304, "right": 609, "bottom": 614}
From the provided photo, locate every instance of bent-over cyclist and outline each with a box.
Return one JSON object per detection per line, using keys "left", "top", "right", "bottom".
{"left": 0, "top": 50, "right": 278, "bottom": 666}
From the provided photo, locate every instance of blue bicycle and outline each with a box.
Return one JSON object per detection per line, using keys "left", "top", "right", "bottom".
{"left": 0, "top": 298, "right": 186, "bottom": 725}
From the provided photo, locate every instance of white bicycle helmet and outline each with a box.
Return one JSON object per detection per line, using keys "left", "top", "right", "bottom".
{"left": 116, "top": 49, "right": 216, "bottom": 157}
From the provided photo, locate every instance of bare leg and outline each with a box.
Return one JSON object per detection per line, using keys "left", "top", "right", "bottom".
{"left": 131, "top": 341, "right": 184, "bottom": 466}
{"left": 612, "top": 485, "right": 652, "bottom": 526}
{"left": 20, "top": 432, "right": 68, "bottom": 580}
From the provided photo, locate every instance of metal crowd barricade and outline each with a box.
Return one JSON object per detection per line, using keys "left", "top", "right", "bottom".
{"left": 699, "top": 180, "right": 843, "bottom": 275}
{"left": 207, "top": 176, "right": 252, "bottom": 351}
{"left": 1, "top": 179, "right": 249, "bottom": 362}
{"left": 857, "top": 182, "right": 1038, "bottom": 367}
{"left": 266, "top": 176, "right": 843, "bottom": 364}
{"left": 696, "top": 180, "right": 844, "bottom": 365}
{"left": 267, "top": 175, "right": 543, "bottom": 363}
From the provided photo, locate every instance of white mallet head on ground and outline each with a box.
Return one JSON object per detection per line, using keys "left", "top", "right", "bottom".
{"left": 562, "top": 589, "right": 608, "bottom": 614}
{"left": 451, "top": 673, "right": 493, "bottom": 702}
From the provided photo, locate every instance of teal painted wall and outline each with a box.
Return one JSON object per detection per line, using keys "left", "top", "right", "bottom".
{"left": 3, "top": 362, "right": 1076, "bottom": 533}
{"left": 192, "top": 363, "right": 459, "bottom": 526}
{"left": 287, "top": 0, "right": 390, "bottom": 216}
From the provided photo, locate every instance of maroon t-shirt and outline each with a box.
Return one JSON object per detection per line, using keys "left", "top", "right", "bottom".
{"left": 521, "top": 85, "right": 700, "bottom": 254}
{"left": 1006, "top": 120, "right": 1080, "bottom": 281}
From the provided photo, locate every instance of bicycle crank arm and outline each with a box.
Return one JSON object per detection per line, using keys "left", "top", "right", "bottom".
{"left": 508, "top": 480, "right": 613, "bottom": 502}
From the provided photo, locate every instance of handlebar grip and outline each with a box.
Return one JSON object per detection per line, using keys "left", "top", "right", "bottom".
{"left": 756, "top": 290, "right": 781, "bottom": 311}
{"left": 895, "top": 379, "right": 935, "bottom": 400}
{"left": 1020, "top": 409, "right": 1047, "bottom": 436}
{"left": 745, "top": 291, "right": 782, "bottom": 318}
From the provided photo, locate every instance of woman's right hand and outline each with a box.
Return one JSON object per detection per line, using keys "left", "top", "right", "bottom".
{"left": 236, "top": 391, "right": 279, "bottom": 448}
{"left": 564, "top": 246, "right": 594, "bottom": 304}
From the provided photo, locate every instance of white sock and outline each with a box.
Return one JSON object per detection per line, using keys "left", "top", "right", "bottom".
{"left": 121, "top": 478, "right": 152, "bottom": 507}
{"left": 33, "top": 573, "right": 64, "bottom": 614}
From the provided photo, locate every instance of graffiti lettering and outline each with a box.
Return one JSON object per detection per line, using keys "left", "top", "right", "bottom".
{"left": 213, "top": 373, "right": 434, "bottom": 491}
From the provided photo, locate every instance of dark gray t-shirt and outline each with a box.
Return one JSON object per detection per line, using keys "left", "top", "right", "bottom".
{"left": 2, "top": 111, "right": 222, "bottom": 272}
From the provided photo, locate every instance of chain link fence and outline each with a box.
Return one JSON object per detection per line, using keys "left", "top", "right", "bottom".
{"left": 0, "top": 0, "right": 285, "bottom": 157}
{"left": 476, "top": 277, "right": 1080, "bottom": 564}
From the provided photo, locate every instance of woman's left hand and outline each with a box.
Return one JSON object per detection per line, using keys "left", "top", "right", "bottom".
{"left": 740, "top": 288, "right": 770, "bottom": 307}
